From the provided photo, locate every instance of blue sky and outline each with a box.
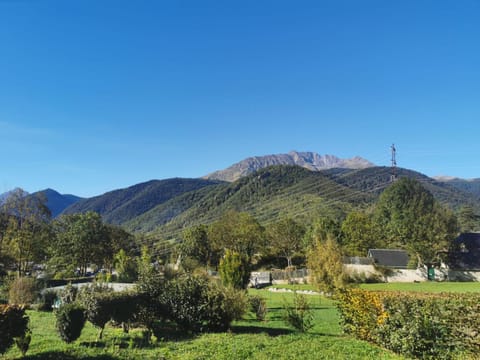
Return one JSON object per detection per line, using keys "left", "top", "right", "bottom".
{"left": 1, "top": 0, "right": 480, "bottom": 197}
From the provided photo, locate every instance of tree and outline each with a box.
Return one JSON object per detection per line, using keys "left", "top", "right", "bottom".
{"left": 373, "top": 178, "right": 459, "bottom": 265}
{"left": 103, "top": 224, "right": 137, "bottom": 273}
{"left": 218, "top": 250, "right": 250, "bottom": 289}
{"left": 340, "top": 211, "right": 378, "bottom": 256}
{"left": 2, "top": 189, "right": 51, "bottom": 276}
{"left": 267, "top": 218, "right": 306, "bottom": 268}
{"left": 180, "top": 224, "right": 214, "bottom": 267}
{"left": 457, "top": 205, "right": 480, "bottom": 233}
{"left": 303, "top": 216, "right": 342, "bottom": 250}
{"left": 50, "top": 212, "right": 109, "bottom": 276}
{"left": 307, "top": 233, "right": 346, "bottom": 293}
{"left": 113, "top": 249, "right": 137, "bottom": 282}
{"left": 208, "top": 211, "right": 265, "bottom": 263}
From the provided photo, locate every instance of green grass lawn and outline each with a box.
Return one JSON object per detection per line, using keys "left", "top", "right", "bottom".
{"left": 3, "top": 288, "right": 403, "bottom": 360}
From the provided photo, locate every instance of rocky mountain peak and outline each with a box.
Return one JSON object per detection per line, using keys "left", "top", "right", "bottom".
{"left": 204, "top": 151, "right": 375, "bottom": 182}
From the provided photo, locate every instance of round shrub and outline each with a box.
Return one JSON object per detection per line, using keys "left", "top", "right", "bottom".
{"left": 55, "top": 303, "right": 86, "bottom": 343}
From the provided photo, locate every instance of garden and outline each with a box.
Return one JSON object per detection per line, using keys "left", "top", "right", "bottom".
{"left": 1, "top": 280, "right": 405, "bottom": 360}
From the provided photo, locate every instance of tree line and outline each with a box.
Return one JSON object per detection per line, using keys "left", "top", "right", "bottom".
{"left": 0, "top": 189, "right": 137, "bottom": 279}
{"left": 0, "top": 177, "right": 474, "bottom": 282}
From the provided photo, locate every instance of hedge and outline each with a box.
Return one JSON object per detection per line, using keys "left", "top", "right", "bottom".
{"left": 336, "top": 289, "right": 480, "bottom": 359}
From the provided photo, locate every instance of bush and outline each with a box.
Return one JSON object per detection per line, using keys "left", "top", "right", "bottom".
{"left": 78, "top": 285, "right": 139, "bottom": 339}
{"left": 283, "top": 292, "right": 314, "bottom": 333}
{"left": 0, "top": 304, "right": 29, "bottom": 354}
{"left": 335, "top": 288, "right": 386, "bottom": 342}
{"left": 202, "top": 282, "right": 247, "bottom": 332}
{"left": 8, "top": 277, "right": 38, "bottom": 306}
{"left": 219, "top": 250, "right": 251, "bottom": 290}
{"left": 336, "top": 289, "right": 480, "bottom": 359}
{"left": 55, "top": 303, "right": 86, "bottom": 343}
{"left": 38, "top": 290, "right": 58, "bottom": 311}
{"left": 59, "top": 283, "right": 78, "bottom": 305}
{"left": 155, "top": 274, "right": 247, "bottom": 333}
{"left": 15, "top": 328, "right": 31, "bottom": 356}
{"left": 248, "top": 295, "right": 268, "bottom": 321}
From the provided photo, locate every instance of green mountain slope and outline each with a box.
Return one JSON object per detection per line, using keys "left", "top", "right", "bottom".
{"left": 323, "top": 167, "right": 478, "bottom": 210}
{"left": 129, "top": 165, "right": 377, "bottom": 239}
{"left": 61, "top": 178, "right": 221, "bottom": 224}
{"left": 436, "top": 178, "right": 480, "bottom": 200}
{"left": 129, "top": 166, "right": 480, "bottom": 241}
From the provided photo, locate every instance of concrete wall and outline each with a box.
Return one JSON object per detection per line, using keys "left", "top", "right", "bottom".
{"left": 345, "top": 264, "right": 480, "bottom": 282}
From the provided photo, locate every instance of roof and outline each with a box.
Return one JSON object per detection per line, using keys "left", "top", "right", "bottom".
{"left": 448, "top": 233, "right": 480, "bottom": 270}
{"left": 367, "top": 249, "right": 409, "bottom": 268}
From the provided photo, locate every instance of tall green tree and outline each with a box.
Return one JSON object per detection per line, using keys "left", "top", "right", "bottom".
{"left": 307, "top": 233, "right": 346, "bottom": 293}
{"left": 303, "top": 216, "right": 342, "bottom": 250}
{"left": 2, "top": 189, "right": 51, "bottom": 276}
{"left": 340, "top": 211, "right": 378, "bottom": 256}
{"left": 219, "top": 249, "right": 250, "bottom": 289}
{"left": 457, "top": 205, "right": 480, "bottom": 232}
{"left": 267, "top": 218, "right": 306, "bottom": 268}
{"left": 208, "top": 211, "right": 265, "bottom": 263}
{"left": 50, "top": 212, "right": 109, "bottom": 276}
{"left": 103, "top": 224, "right": 137, "bottom": 272}
{"left": 373, "top": 178, "right": 459, "bottom": 265}
{"left": 180, "top": 224, "right": 214, "bottom": 267}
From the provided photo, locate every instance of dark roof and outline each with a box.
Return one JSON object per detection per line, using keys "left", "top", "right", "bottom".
{"left": 367, "top": 249, "right": 409, "bottom": 268}
{"left": 448, "top": 233, "right": 480, "bottom": 270}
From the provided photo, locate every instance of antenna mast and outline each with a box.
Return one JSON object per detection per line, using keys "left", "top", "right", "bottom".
{"left": 390, "top": 144, "right": 397, "bottom": 182}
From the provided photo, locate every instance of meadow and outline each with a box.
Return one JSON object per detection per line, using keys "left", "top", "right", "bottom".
{"left": 3, "top": 286, "right": 404, "bottom": 360}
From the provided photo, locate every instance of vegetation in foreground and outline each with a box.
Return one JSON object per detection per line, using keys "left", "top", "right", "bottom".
{"left": 2, "top": 288, "right": 403, "bottom": 360}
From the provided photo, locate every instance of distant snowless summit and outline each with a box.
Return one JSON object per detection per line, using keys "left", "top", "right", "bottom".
{"left": 204, "top": 151, "right": 375, "bottom": 182}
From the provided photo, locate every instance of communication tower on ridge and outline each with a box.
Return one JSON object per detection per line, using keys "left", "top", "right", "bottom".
{"left": 390, "top": 144, "right": 397, "bottom": 182}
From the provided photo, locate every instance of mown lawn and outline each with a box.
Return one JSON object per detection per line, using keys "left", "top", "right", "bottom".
{"left": 3, "top": 288, "right": 403, "bottom": 360}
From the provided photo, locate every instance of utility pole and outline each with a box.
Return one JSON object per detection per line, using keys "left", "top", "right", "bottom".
{"left": 391, "top": 143, "right": 397, "bottom": 182}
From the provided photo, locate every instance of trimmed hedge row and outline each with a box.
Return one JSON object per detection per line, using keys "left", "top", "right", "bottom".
{"left": 336, "top": 289, "right": 480, "bottom": 359}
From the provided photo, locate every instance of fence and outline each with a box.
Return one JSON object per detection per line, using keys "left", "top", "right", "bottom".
{"left": 270, "top": 268, "right": 309, "bottom": 281}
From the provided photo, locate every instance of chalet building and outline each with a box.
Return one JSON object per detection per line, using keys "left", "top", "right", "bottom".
{"left": 367, "top": 249, "right": 409, "bottom": 269}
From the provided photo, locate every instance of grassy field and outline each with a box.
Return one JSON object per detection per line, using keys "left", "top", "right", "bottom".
{"left": 3, "top": 288, "right": 403, "bottom": 360}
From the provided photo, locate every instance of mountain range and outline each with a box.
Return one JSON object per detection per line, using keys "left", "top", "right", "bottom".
{"left": 3, "top": 151, "right": 480, "bottom": 242}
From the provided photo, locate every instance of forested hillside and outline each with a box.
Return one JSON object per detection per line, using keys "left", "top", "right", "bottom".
{"left": 130, "top": 165, "right": 480, "bottom": 241}
{"left": 62, "top": 178, "right": 222, "bottom": 224}
{"left": 60, "top": 165, "right": 480, "bottom": 243}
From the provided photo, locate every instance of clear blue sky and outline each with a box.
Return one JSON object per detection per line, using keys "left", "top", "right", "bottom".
{"left": 1, "top": 0, "right": 480, "bottom": 197}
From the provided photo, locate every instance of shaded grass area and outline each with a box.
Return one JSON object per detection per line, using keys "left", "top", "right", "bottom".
{"left": 3, "top": 289, "right": 403, "bottom": 360}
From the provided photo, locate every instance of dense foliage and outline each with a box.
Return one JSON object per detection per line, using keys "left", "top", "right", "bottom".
{"left": 0, "top": 304, "right": 29, "bottom": 354}
{"left": 374, "top": 177, "right": 459, "bottom": 264}
{"left": 336, "top": 289, "right": 480, "bottom": 359}
{"left": 307, "top": 234, "right": 346, "bottom": 292}
{"left": 79, "top": 287, "right": 139, "bottom": 339}
{"left": 219, "top": 250, "right": 251, "bottom": 289}
{"left": 137, "top": 271, "right": 247, "bottom": 334}
{"left": 55, "top": 303, "right": 86, "bottom": 343}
